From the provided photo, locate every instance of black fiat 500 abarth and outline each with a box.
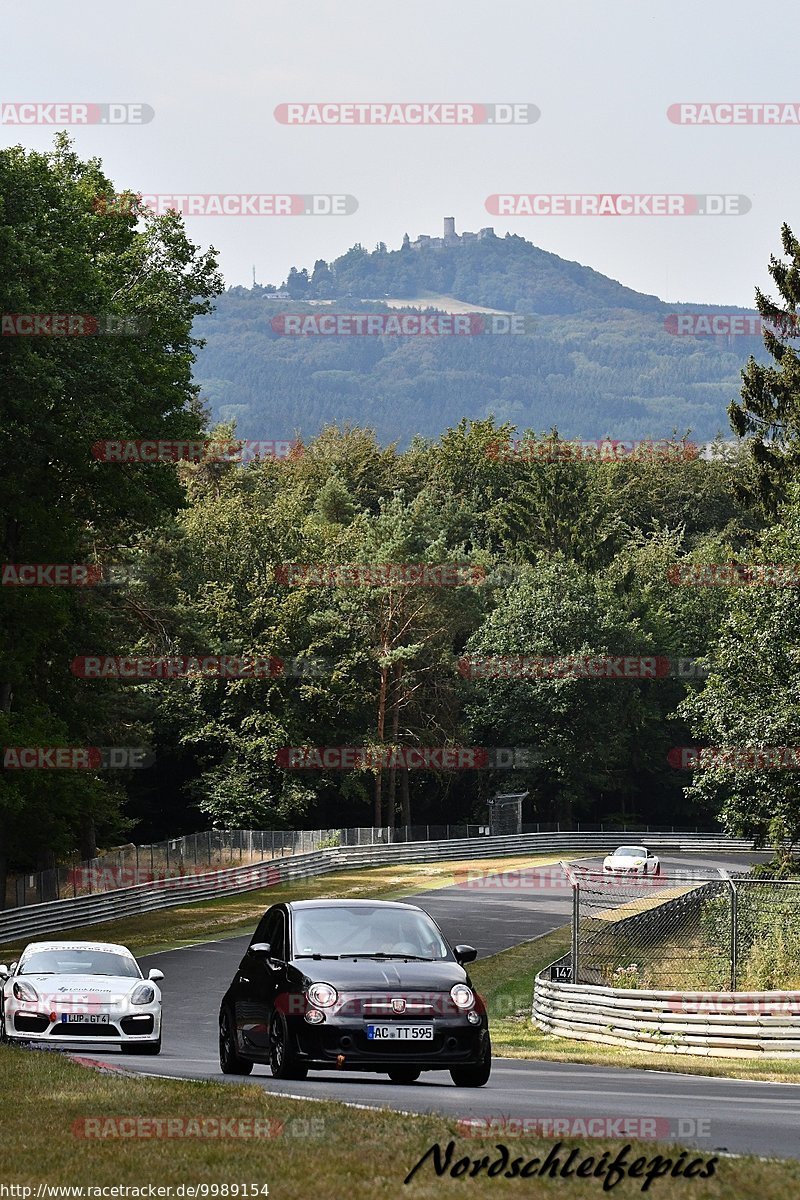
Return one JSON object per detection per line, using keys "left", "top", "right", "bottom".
{"left": 218, "top": 898, "right": 491, "bottom": 1086}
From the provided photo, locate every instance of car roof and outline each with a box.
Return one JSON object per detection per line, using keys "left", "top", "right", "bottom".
{"left": 283, "top": 899, "right": 423, "bottom": 912}
{"left": 21, "top": 941, "right": 134, "bottom": 956}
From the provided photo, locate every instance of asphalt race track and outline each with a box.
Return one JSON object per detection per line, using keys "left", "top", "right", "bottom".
{"left": 69, "top": 851, "right": 800, "bottom": 1160}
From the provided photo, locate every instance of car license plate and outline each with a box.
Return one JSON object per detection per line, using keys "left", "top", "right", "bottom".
{"left": 366, "top": 1024, "right": 433, "bottom": 1041}
{"left": 61, "top": 1013, "right": 109, "bottom": 1024}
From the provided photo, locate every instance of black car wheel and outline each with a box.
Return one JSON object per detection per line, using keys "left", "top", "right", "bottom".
{"left": 268, "top": 1012, "right": 308, "bottom": 1080}
{"left": 387, "top": 1067, "right": 421, "bottom": 1084}
{"left": 449, "top": 1036, "right": 491, "bottom": 1088}
{"left": 121, "top": 1038, "right": 161, "bottom": 1056}
{"left": 219, "top": 1007, "right": 253, "bottom": 1075}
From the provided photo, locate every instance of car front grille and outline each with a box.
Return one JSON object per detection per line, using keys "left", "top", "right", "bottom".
{"left": 49, "top": 1023, "right": 120, "bottom": 1037}
{"left": 13, "top": 1014, "right": 49, "bottom": 1033}
{"left": 337, "top": 995, "right": 460, "bottom": 1019}
{"left": 120, "top": 1015, "right": 155, "bottom": 1035}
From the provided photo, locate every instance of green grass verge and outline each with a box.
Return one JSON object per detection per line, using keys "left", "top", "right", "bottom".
{"left": 0, "top": 854, "right": 568, "bottom": 961}
{"left": 0, "top": 1044, "right": 796, "bottom": 1196}
{"left": 470, "top": 927, "right": 800, "bottom": 1085}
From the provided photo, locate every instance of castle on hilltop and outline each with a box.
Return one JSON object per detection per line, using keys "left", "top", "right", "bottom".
{"left": 403, "top": 217, "right": 495, "bottom": 250}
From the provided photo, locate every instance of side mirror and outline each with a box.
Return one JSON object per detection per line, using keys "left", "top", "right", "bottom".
{"left": 148, "top": 969, "right": 164, "bottom": 982}
{"left": 455, "top": 944, "right": 477, "bottom": 965}
{"left": 249, "top": 942, "right": 271, "bottom": 956}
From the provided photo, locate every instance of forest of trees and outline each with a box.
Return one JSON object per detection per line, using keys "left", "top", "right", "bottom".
{"left": 4, "top": 140, "right": 800, "bottom": 902}
{"left": 193, "top": 237, "right": 771, "bottom": 445}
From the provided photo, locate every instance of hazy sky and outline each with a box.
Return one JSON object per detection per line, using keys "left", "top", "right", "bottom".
{"left": 2, "top": 1, "right": 797, "bottom": 306}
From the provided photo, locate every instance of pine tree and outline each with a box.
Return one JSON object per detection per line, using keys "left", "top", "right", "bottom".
{"left": 729, "top": 224, "right": 800, "bottom": 512}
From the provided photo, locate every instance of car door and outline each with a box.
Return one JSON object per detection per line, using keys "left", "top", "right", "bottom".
{"left": 236, "top": 908, "right": 286, "bottom": 1054}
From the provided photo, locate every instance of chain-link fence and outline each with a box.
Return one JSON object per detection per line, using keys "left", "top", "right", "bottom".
{"left": 566, "top": 866, "right": 800, "bottom": 991}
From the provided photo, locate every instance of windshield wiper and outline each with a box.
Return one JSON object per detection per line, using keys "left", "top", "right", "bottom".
{"left": 295, "top": 953, "right": 341, "bottom": 960}
{"left": 338, "top": 953, "right": 433, "bottom": 961}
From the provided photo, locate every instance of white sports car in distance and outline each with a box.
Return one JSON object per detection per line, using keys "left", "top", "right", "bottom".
{"left": 602, "top": 845, "right": 661, "bottom": 875}
{"left": 0, "top": 940, "right": 163, "bottom": 1054}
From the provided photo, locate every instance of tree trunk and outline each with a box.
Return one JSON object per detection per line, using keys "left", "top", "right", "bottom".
{"left": 0, "top": 826, "right": 7, "bottom": 913}
{"left": 386, "top": 662, "right": 403, "bottom": 833}
{"left": 400, "top": 768, "right": 411, "bottom": 830}
{"left": 79, "top": 816, "right": 97, "bottom": 862}
{"left": 374, "top": 663, "right": 389, "bottom": 827}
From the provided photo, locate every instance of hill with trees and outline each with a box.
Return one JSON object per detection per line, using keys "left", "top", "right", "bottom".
{"left": 193, "top": 233, "right": 770, "bottom": 445}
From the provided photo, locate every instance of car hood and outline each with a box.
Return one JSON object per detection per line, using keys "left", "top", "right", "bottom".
{"left": 290, "top": 957, "right": 468, "bottom": 991}
{"left": 14, "top": 974, "right": 139, "bottom": 1004}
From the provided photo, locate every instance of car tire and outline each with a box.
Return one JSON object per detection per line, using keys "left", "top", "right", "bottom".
{"left": 449, "top": 1036, "right": 491, "bottom": 1088}
{"left": 219, "top": 1007, "right": 253, "bottom": 1075}
{"left": 121, "top": 1038, "right": 161, "bottom": 1056}
{"left": 387, "top": 1067, "right": 421, "bottom": 1084}
{"left": 268, "top": 1012, "right": 308, "bottom": 1081}
{"left": 654, "top": 863, "right": 662, "bottom": 876}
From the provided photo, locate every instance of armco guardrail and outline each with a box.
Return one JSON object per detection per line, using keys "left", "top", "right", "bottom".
{"left": 0, "top": 831, "right": 753, "bottom": 946}
{"left": 533, "top": 972, "right": 800, "bottom": 1057}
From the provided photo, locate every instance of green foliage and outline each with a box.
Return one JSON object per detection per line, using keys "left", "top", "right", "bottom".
{"left": 0, "top": 137, "right": 222, "bottom": 876}
{"left": 730, "top": 223, "right": 800, "bottom": 513}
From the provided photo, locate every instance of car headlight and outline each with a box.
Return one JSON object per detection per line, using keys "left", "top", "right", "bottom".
{"left": 306, "top": 983, "right": 337, "bottom": 1008}
{"left": 450, "top": 984, "right": 475, "bottom": 1009}
{"left": 130, "top": 984, "right": 155, "bottom": 1005}
{"left": 12, "top": 981, "right": 37, "bottom": 1002}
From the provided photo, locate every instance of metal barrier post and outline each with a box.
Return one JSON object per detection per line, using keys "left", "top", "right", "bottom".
{"left": 730, "top": 880, "right": 738, "bottom": 991}
{"left": 572, "top": 879, "right": 580, "bottom": 983}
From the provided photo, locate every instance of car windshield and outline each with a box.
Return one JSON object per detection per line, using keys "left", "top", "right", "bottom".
{"left": 18, "top": 950, "right": 141, "bottom": 978}
{"left": 292, "top": 906, "right": 450, "bottom": 960}
{"left": 614, "top": 846, "right": 647, "bottom": 858}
